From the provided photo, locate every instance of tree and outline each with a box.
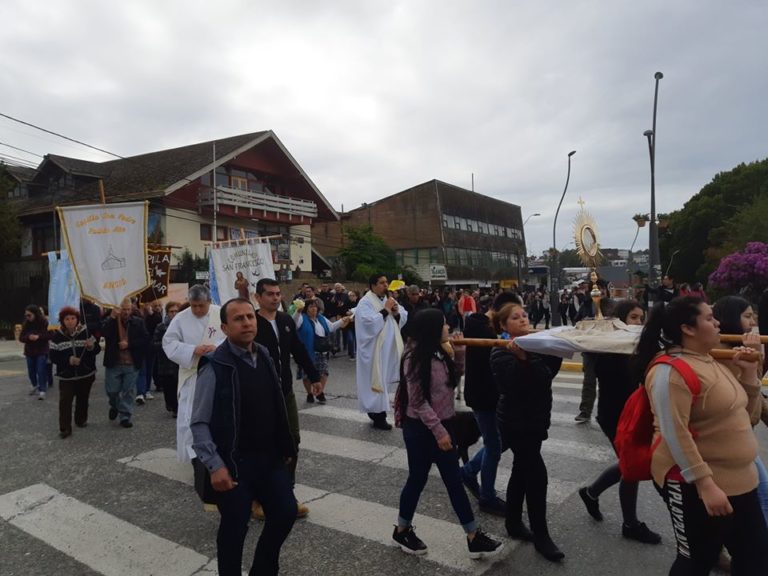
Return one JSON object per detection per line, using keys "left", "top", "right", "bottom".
{"left": 0, "top": 166, "right": 22, "bottom": 262}
{"left": 337, "top": 225, "right": 397, "bottom": 282}
{"left": 173, "top": 249, "right": 209, "bottom": 284}
{"left": 661, "top": 158, "right": 768, "bottom": 283}
{"left": 708, "top": 242, "right": 768, "bottom": 304}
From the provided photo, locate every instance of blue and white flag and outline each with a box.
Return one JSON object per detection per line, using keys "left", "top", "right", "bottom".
{"left": 47, "top": 250, "right": 80, "bottom": 330}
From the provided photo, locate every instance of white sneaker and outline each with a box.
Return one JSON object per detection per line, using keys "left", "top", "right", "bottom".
{"left": 29, "top": 386, "right": 39, "bottom": 396}
{"left": 37, "top": 391, "right": 46, "bottom": 400}
{"left": 144, "top": 391, "right": 155, "bottom": 400}
{"left": 135, "top": 394, "right": 145, "bottom": 405}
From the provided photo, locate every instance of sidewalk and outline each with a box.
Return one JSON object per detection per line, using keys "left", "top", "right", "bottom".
{"left": 0, "top": 340, "right": 24, "bottom": 362}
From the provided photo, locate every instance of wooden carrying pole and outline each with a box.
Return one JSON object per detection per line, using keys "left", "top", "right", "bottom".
{"left": 451, "top": 338, "right": 760, "bottom": 362}
{"left": 720, "top": 334, "right": 768, "bottom": 344}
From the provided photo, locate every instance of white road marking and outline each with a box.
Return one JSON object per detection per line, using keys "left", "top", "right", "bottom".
{"left": 299, "top": 407, "right": 613, "bottom": 466}
{"left": 0, "top": 483, "right": 211, "bottom": 576}
{"left": 119, "top": 449, "right": 513, "bottom": 575}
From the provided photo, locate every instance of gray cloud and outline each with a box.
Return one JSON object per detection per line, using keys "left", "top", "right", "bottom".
{"left": 1, "top": 0, "right": 766, "bottom": 261}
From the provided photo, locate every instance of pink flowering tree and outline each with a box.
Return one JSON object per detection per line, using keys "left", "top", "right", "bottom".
{"left": 708, "top": 242, "right": 768, "bottom": 302}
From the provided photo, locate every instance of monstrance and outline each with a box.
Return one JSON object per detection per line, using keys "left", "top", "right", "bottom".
{"left": 573, "top": 199, "right": 604, "bottom": 319}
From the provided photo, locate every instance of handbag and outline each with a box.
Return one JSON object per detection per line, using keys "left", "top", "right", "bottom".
{"left": 314, "top": 335, "right": 332, "bottom": 353}
{"left": 192, "top": 457, "right": 218, "bottom": 505}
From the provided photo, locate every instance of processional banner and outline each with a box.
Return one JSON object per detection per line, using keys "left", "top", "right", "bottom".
{"left": 47, "top": 250, "right": 80, "bottom": 330}
{"left": 138, "top": 247, "right": 172, "bottom": 304}
{"left": 209, "top": 240, "right": 276, "bottom": 305}
{"left": 57, "top": 202, "right": 150, "bottom": 308}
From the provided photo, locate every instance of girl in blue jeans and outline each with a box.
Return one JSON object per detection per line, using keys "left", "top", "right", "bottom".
{"left": 392, "top": 308, "right": 501, "bottom": 559}
{"left": 20, "top": 304, "right": 50, "bottom": 400}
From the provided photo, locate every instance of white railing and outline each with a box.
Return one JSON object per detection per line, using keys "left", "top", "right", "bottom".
{"left": 199, "top": 186, "right": 318, "bottom": 219}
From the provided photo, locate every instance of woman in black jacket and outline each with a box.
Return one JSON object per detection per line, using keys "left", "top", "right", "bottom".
{"left": 48, "top": 306, "right": 100, "bottom": 438}
{"left": 577, "top": 300, "right": 662, "bottom": 544}
{"left": 491, "top": 302, "right": 564, "bottom": 562}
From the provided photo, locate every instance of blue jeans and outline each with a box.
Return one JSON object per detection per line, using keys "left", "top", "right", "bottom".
{"left": 216, "top": 453, "right": 296, "bottom": 576}
{"left": 136, "top": 355, "right": 155, "bottom": 396}
{"left": 398, "top": 418, "right": 477, "bottom": 533}
{"left": 105, "top": 365, "right": 139, "bottom": 422}
{"left": 345, "top": 328, "right": 356, "bottom": 357}
{"left": 463, "top": 410, "right": 503, "bottom": 502}
{"left": 756, "top": 456, "right": 768, "bottom": 524}
{"left": 26, "top": 355, "right": 48, "bottom": 392}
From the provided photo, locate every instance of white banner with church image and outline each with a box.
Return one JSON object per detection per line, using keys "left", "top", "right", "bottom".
{"left": 57, "top": 202, "right": 150, "bottom": 308}
{"left": 209, "top": 240, "right": 276, "bottom": 305}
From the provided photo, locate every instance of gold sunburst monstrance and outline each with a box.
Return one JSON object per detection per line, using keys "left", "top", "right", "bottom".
{"left": 573, "top": 201, "right": 605, "bottom": 319}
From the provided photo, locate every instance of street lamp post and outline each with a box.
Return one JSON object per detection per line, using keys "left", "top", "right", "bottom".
{"left": 645, "top": 72, "right": 663, "bottom": 297}
{"left": 519, "top": 213, "right": 541, "bottom": 286}
{"left": 551, "top": 150, "right": 576, "bottom": 326}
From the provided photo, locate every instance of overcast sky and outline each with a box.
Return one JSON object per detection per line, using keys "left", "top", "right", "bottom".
{"left": 2, "top": 0, "right": 766, "bottom": 257}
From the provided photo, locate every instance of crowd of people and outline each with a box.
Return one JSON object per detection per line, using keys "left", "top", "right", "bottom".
{"left": 16, "top": 274, "right": 768, "bottom": 575}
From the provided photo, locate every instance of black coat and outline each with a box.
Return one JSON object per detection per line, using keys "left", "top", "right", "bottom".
{"left": 48, "top": 324, "right": 100, "bottom": 380}
{"left": 152, "top": 319, "right": 179, "bottom": 378}
{"left": 101, "top": 315, "right": 149, "bottom": 369}
{"left": 492, "top": 347, "right": 562, "bottom": 441}
{"left": 462, "top": 312, "right": 498, "bottom": 411}
{"left": 255, "top": 311, "right": 320, "bottom": 397}
{"left": 594, "top": 353, "right": 636, "bottom": 441}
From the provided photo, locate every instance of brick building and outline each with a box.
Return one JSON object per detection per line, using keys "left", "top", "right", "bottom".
{"left": 313, "top": 179, "right": 527, "bottom": 286}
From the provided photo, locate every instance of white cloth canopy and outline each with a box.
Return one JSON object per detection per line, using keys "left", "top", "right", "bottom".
{"left": 514, "top": 319, "right": 643, "bottom": 358}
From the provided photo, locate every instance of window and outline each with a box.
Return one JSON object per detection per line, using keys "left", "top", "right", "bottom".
{"left": 231, "top": 176, "right": 248, "bottom": 191}
{"left": 442, "top": 214, "right": 450, "bottom": 229}
{"left": 453, "top": 216, "right": 462, "bottom": 229}
{"left": 217, "top": 227, "right": 227, "bottom": 241}
{"left": 200, "top": 224, "right": 212, "bottom": 241}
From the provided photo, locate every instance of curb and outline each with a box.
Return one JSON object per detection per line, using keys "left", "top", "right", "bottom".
{"left": 0, "top": 354, "right": 24, "bottom": 363}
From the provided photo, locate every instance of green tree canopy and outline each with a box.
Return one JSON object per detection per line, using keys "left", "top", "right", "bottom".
{"left": 337, "top": 225, "right": 397, "bottom": 282}
{"left": 660, "top": 158, "right": 768, "bottom": 284}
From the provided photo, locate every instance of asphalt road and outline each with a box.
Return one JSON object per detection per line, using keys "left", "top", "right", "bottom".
{"left": 1, "top": 353, "right": 765, "bottom": 576}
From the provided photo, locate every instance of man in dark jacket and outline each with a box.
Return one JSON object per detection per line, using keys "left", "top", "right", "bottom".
{"left": 191, "top": 298, "right": 296, "bottom": 576}
{"left": 460, "top": 291, "right": 522, "bottom": 516}
{"left": 101, "top": 298, "right": 149, "bottom": 428}
{"left": 254, "top": 278, "right": 320, "bottom": 518}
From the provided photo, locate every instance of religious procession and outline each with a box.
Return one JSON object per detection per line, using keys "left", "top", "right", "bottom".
{"left": 5, "top": 187, "right": 768, "bottom": 576}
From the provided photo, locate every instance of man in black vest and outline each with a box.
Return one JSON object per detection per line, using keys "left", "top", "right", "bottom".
{"left": 254, "top": 277, "right": 320, "bottom": 518}
{"left": 191, "top": 298, "right": 296, "bottom": 576}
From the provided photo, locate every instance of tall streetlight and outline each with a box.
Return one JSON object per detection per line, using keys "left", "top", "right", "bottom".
{"left": 645, "top": 71, "right": 663, "bottom": 296}
{"left": 551, "top": 150, "right": 576, "bottom": 326}
{"left": 518, "top": 213, "right": 541, "bottom": 285}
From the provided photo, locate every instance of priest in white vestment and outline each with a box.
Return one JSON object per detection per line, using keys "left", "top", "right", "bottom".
{"left": 355, "top": 273, "right": 407, "bottom": 430}
{"left": 162, "top": 285, "right": 225, "bottom": 461}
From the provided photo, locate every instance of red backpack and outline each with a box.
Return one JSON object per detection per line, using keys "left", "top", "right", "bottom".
{"left": 614, "top": 354, "right": 701, "bottom": 483}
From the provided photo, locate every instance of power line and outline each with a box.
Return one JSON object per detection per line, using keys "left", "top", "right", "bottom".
{"left": 0, "top": 112, "right": 124, "bottom": 159}
{"left": 0, "top": 141, "right": 44, "bottom": 158}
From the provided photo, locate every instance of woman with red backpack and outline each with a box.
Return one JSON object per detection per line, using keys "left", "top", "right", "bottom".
{"left": 635, "top": 296, "right": 768, "bottom": 574}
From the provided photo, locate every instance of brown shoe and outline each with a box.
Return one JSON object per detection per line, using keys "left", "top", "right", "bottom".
{"left": 296, "top": 502, "right": 309, "bottom": 518}
{"left": 251, "top": 500, "right": 266, "bottom": 520}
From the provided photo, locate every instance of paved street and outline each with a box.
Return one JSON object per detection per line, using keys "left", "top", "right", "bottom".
{"left": 2, "top": 348, "right": 765, "bottom": 576}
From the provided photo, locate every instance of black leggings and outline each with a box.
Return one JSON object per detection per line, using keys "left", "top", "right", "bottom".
{"left": 505, "top": 436, "right": 550, "bottom": 536}
{"left": 588, "top": 463, "right": 639, "bottom": 525}
{"left": 657, "top": 478, "right": 768, "bottom": 575}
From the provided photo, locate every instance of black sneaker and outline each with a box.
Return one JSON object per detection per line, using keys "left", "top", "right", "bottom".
{"left": 372, "top": 419, "right": 393, "bottom": 430}
{"left": 574, "top": 412, "right": 591, "bottom": 423}
{"left": 108, "top": 408, "right": 118, "bottom": 421}
{"left": 478, "top": 496, "right": 506, "bottom": 517}
{"left": 461, "top": 468, "right": 481, "bottom": 499}
{"left": 622, "top": 521, "right": 662, "bottom": 544}
{"left": 306, "top": 393, "right": 315, "bottom": 403}
{"left": 578, "top": 487, "right": 603, "bottom": 521}
{"left": 392, "top": 526, "right": 428, "bottom": 555}
{"left": 120, "top": 420, "right": 133, "bottom": 428}
{"left": 316, "top": 393, "right": 327, "bottom": 404}
{"left": 467, "top": 529, "right": 503, "bottom": 559}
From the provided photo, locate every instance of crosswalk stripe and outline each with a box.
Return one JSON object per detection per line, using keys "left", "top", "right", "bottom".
{"left": 119, "top": 449, "right": 514, "bottom": 575}
{"left": 299, "top": 406, "right": 613, "bottom": 465}
{"left": 0, "top": 483, "right": 211, "bottom": 576}
{"left": 298, "top": 429, "right": 597, "bottom": 503}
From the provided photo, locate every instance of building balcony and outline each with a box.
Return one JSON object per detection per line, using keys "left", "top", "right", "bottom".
{"left": 199, "top": 185, "right": 318, "bottom": 219}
